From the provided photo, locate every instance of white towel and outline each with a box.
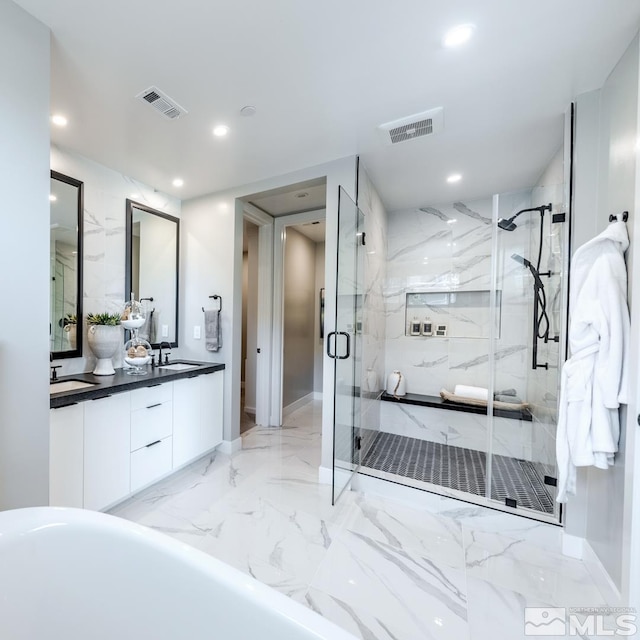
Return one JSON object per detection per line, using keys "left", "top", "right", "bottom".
{"left": 204, "top": 309, "right": 221, "bottom": 352}
{"left": 453, "top": 384, "right": 489, "bottom": 401}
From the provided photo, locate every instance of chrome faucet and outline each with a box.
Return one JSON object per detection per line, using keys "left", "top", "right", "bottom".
{"left": 158, "top": 341, "right": 172, "bottom": 365}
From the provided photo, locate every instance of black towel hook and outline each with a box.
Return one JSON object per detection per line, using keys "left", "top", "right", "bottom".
{"left": 609, "top": 211, "right": 629, "bottom": 223}
{"left": 202, "top": 294, "right": 222, "bottom": 313}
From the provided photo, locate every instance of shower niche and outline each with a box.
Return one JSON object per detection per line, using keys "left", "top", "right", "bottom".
{"left": 404, "top": 290, "right": 502, "bottom": 339}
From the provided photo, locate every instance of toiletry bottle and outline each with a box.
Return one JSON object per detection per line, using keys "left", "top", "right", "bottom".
{"left": 410, "top": 317, "right": 421, "bottom": 336}
{"left": 422, "top": 317, "right": 433, "bottom": 336}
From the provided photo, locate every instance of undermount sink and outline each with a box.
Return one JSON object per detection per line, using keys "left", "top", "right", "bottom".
{"left": 50, "top": 380, "right": 97, "bottom": 394}
{"left": 157, "top": 362, "right": 201, "bottom": 371}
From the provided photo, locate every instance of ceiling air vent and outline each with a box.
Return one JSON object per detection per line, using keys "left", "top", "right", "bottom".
{"left": 136, "top": 86, "right": 187, "bottom": 120}
{"left": 378, "top": 107, "right": 444, "bottom": 145}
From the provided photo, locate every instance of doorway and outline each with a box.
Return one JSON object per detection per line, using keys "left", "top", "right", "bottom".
{"left": 239, "top": 178, "right": 327, "bottom": 432}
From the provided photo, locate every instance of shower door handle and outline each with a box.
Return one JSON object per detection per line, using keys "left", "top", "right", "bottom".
{"left": 326, "top": 331, "right": 351, "bottom": 359}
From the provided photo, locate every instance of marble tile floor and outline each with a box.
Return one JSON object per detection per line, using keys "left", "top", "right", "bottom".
{"left": 109, "top": 400, "right": 608, "bottom": 640}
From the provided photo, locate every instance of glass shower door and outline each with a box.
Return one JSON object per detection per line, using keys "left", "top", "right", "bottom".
{"left": 488, "top": 183, "right": 567, "bottom": 520}
{"left": 329, "top": 187, "right": 364, "bottom": 504}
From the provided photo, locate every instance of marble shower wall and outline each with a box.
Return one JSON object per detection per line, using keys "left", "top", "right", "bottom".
{"left": 357, "top": 163, "right": 388, "bottom": 444}
{"left": 51, "top": 145, "right": 181, "bottom": 375}
{"left": 384, "top": 194, "right": 532, "bottom": 400}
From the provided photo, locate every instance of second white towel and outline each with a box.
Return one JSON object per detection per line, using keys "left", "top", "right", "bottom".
{"left": 453, "top": 384, "right": 489, "bottom": 401}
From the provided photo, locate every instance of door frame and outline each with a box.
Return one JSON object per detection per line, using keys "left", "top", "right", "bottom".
{"left": 243, "top": 203, "right": 274, "bottom": 428}
{"left": 271, "top": 208, "right": 327, "bottom": 427}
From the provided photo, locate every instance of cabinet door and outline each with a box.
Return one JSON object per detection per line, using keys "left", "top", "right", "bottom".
{"left": 84, "top": 393, "right": 131, "bottom": 511}
{"left": 200, "top": 371, "right": 223, "bottom": 452}
{"left": 50, "top": 404, "right": 84, "bottom": 508}
{"left": 172, "top": 378, "right": 201, "bottom": 468}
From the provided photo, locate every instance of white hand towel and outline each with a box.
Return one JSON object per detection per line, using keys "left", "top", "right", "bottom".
{"left": 454, "top": 384, "right": 489, "bottom": 401}
{"left": 204, "top": 309, "right": 221, "bottom": 352}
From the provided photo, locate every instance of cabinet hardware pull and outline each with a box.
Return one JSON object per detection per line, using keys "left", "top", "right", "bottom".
{"left": 146, "top": 440, "right": 162, "bottom": 448}
{"left": 54, "top": 402, "right": 78, "bottom": 408}
{"left": 92, "top": 394, "right": 112, "bottom": 400}
{"left": 147, "top": 384, "right": 162, "bottom": 388}
{"left": 146, "top": 403, "right": 162, "bottom": 409}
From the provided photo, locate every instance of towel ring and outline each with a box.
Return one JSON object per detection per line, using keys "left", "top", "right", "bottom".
{"left": 202, "top": 294, "right": 222, "bottom": 313}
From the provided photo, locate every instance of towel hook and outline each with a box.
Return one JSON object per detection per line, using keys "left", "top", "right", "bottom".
{"left": 202, "top": 294, "right": 222, "bottom": 313}
{"left": 609, "top": 211, "right": 629, "bottom": 223}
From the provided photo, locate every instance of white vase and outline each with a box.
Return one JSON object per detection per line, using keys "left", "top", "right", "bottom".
{"left": 64, "top": 324, "right": 77, "bottom": 350}
{"left": 386, "top": 370, "right": 406, "bottom": 397}
{"left": 87, "top": 325, "right": 122, "bottom": 376}
{"left": 366, "top": 368, "right": 378, "bottom": 393}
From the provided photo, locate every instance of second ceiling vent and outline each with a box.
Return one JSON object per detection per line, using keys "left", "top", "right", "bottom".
{"left": 378, "top": 107, "right": 444, "bottom": 145}
{"left": 136, "top": 86, "right": 188, "bottom": 120}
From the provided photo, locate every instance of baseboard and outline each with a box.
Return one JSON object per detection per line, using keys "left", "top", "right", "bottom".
{"left": 318, "top": 464, "right": 354, "bottom": 491}
{"left": 313, "top": 391, "right": 323, "bottom": 401}
{"left": 283, "top": 392, "right": 315, "bottom": 417}
{"left": 582, "top": 540, "right": 623, "bottom": 606}
{"left": 318, "top": 465, "right": 332, "bottom": 485}
{"left": 218, "top": 437, "right": 243, "bottom": 455}
{"left": 561, "top": 533, "right": 584, "bottom": 559}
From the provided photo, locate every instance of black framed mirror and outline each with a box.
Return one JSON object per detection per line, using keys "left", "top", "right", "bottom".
{"left": 125, "top": 200, "right": 179, "bottom": 348}
{"left": 50, "top": 170, "right": 83, "bottom": 359}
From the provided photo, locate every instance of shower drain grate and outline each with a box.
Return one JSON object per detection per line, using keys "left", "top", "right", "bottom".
{"left": 359, "top": 430, "right": 555, "bottom": 514}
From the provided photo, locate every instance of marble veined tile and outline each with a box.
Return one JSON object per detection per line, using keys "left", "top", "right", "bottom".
{"left": 187, "top": 490, "right": 341, "bottom": 584}
{"left": 342, "top": 494, "right": 465, "bottom": 570}
{"left": 311, "top": 530, "right": 469, "bottom": 640}
{"left": 463, "top": 528, "right": 604, "bottom": 607}
{"left": 466, "top": 576, "right": 620, "bottom": 640}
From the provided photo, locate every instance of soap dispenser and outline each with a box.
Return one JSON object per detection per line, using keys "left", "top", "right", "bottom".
{"left": 422, "top": 317, "right": 433, "bottom": 336}
{"left": 409, "top": 316, "right": 421, "bottom": 336}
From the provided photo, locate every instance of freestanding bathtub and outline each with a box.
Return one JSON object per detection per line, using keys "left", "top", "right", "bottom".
{"left": 0, "top": 507, "right": 356, "bottom": 640}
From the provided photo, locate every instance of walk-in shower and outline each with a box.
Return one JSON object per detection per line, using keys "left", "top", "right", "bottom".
{"left": 333, "top": 145, "right": 571, "bottom": 522}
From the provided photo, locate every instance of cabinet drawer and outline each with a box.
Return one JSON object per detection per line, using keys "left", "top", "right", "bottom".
{"left": 130, "top": 437, "right": 172, "bottom": 493}
{"left": 130, "top": 383, "right": 172, "bottom": 411}
{"left": 131, "top": 401, "right": 172, "bottom": 451}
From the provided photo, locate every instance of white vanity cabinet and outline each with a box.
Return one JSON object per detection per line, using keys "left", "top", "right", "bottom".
{"left": 83, "top": 393, "right": 132, "bottom": 511}
{"left": 173, "top": 371, "right": 224, "bottom": 468}
{"left": 130, "top": 384, "right": 173, "bottom": 492}
{"left": 200, "top": 371, "right": 224, "bottom": 452}
{"left": 50, "top": 403, "right": 84, "bottom": 508}
{"left": 49, "top": 367, "right": 224, "bottom": 512}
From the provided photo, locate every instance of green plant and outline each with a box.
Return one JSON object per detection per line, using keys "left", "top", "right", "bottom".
{"left": 86, "top": 312, "right": 121, "bottom": 326}
{"left": 63, "top": 313, "right": 77, "bottom": 326}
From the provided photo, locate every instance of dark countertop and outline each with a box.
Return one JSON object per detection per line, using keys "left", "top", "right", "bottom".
{"left": 50, "top": 361, "right": 225, "bottom": 409}
{"left": 381, "top": 391, "right": 532, "bottom": 422}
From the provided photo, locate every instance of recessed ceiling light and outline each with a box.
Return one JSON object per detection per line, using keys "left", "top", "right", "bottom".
{"left": 443, "top": 24, "right": 475, "bottom": 48}
{"left": 130, "top": 193, "right": 140, "bottom": 199}
{"left": 51, "top": 114, "right": 68, "bottom": 127}
{"left": 447, "top": 173, "right": 462, "bottom": 183}
{"left": 172, "top": 178, "right": 184, "bottom": 188}
{"left": 296, "top": 192, "right": 309, "bottom": 199}
{"left": 49, "top": 194, "right": 57, "bottom": 202}
{"left": 240, "top": 105, "right": 257, "bottom": 117}
{"left": 213, "top": 125, "right": 230, "bottom": 137}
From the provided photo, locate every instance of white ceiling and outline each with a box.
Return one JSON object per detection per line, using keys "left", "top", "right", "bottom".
{"left": 290, "top": 220, "right": 326, "bottom": 244}
{"left": 248, "top": 180, "right": 326, "bottom": 217}
{"left": 16, "top": 0, "right": 640, "bottom": 210}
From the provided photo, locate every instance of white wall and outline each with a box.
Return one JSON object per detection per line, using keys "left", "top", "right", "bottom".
{"left": 313, "top": 242, "right": 326, "bottom": 393}
{"left": 283, "top": 227, "right": 316, "bottom": 408}
{"left": 568, "top": 34, "right": 640, "bottom": 602}
{"left": 0, "top": 1, "right": 50, "bottom": 509}
{"left": 180, "top": 157, "right": 357, "bottom": 464}
{"left": 50, "top": 147, "right": 180, "bottom": 375}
